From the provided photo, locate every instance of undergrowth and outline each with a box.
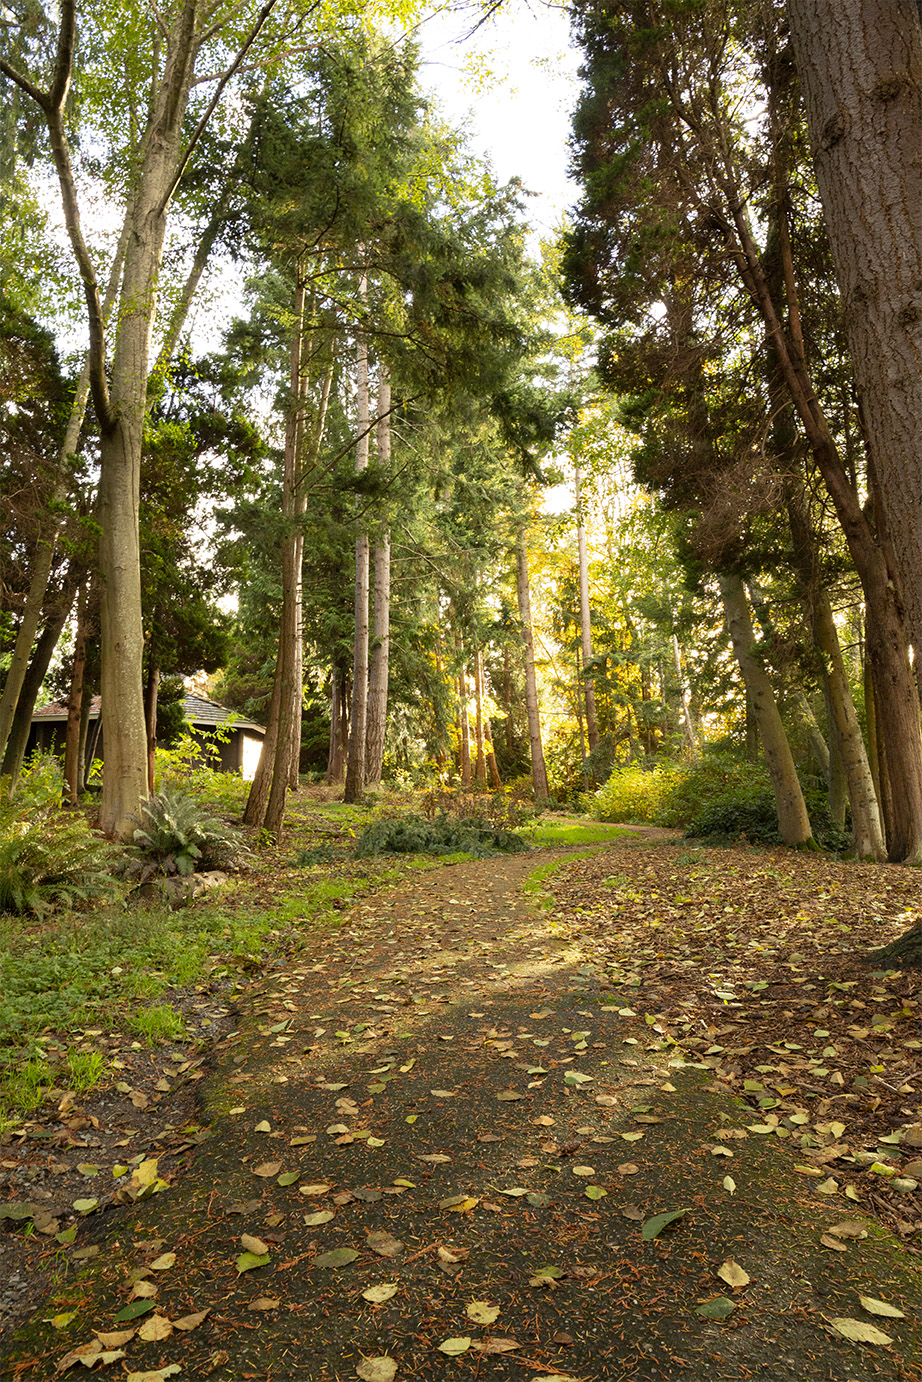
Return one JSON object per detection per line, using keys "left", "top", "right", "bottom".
{"left": 356, "top": 812, "right": 531, "bottom": 859}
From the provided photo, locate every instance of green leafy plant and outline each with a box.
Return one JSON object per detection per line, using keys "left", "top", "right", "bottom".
{"left": 356, "top": 812, "right": 531, "bottom": 860}
{"left": 127, "top": 1003, "right": 187, "bottom": 1044}
{"left": 65, "top": 1049, "right": 106, "bottom": 1095}
{"left": 123, "top": 790, "right": 249, "bottom": 880}
{"left": 0, "top": 755, "right": 119, "bottom": 916}
{"left": 154, "top": 728, "right": 249, "bottom": 813}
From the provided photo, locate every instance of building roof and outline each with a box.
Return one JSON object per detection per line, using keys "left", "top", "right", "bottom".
{"left": 33, "top": 692, "right": 265, "bottom": 736}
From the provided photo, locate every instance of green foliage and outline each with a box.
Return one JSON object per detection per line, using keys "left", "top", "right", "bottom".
{"left": 0, "top": 755, "right": 119, "bottom": 915}
{"left": 585, "top": 761, "right": 679, "bottom": 824}
{"left": 154, "top": 730, "right": 250, "bottom": 812}
{"left": 355, "top": 812, "right": 530, "bottom": 860}
{"left": 124, "top": 789, "right": 249, "bottom": 880}
{"left": 127, "top": 1003, "right": 187, "bottom": 1045}
{"left": 684, "top": 790, "right": 851, "bottom": 853}
{"left": 65, "top": 1049, "right": 105, "bottom": 1094}
{"left": 655, "top": 754, "right": 774, "bottom": 829}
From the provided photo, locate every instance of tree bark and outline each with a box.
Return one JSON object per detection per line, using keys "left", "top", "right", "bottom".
{"left": 344, "top": 278, "right": 371, "bottom": 805}
{"left": 143, "top": 659, "right": 160, "bottom": 797}
{"left": 64, "top": 584, "right": 89, "bottom": 804}
{"left": 671, "top": 633, "right": 699, "bottom": 755}
{"left": 574, "top": 461, "right": 600, "bottom": 752}
{"left": 472, "top": 651, "right": 487, "bottom": 787}
{"left": 458, "top": 667, "right": 472, "bottom": 787}
{"left": 787, "top": 0, "right": 922, "bottom": 665}
{"left": 516, "top": 527, "right": 550, "bottom": 804}
{"left": 484, "top": 710, "right": 503, "bottom": 790}
{"left": 264, "top": 273, "right": 308, "bottom": 837}
{"left": 1, "top": 589, "right": 75, "bottom": 781}
{"left": 718, "top": 572, "right": 814, "bottom": 846}
{"left": 365, "top": 371, "right": 392, "bottom": 789}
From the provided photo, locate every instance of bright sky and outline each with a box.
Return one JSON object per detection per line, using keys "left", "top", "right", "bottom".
{"left": 415, "top": 1, "right": 582, "bottom": 242}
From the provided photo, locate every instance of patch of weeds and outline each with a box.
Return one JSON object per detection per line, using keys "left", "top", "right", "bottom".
{"left": 294, "top": 844, "right": 337, "bottom": 866}
{"left": 65, "top": 1049, "right": 105, "bottom": 1095}
{"left": 357, "top": 813, "right": 530, "bottom": 860}
{"left": 1, "top": 1056, "right": 51, "bottom": 1117}
{"left": 128, "top": 1003, "right": 187, "bottom": 1045}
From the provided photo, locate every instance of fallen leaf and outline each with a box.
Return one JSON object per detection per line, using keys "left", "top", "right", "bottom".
{"left": 585, "top": 1186, "right": 607, "bottom": 1200}
{"left": 466, "top": 1301, "right": 500, "bottom": 1325}
{"left": 362, "top": 1282, "right": 399, "bottom": 1304}
{"left": 496, "top": 1090, "right": 523, "bottom": 1102}
{"left": 94, "top": 1330, "right": 136, "bottom": 1348}
{"left": 240, "top": 1234, "right": 270, "bottom": 1256}
{"left": 717, "top": 1259, "right": 750, "bottom": 1290}
{"left": 828, "top": 1317, "right": 893, "bottom": 1345}
{"left": 304, "top": 1211, "right": 335, "bottom": 1227}
{"left": 859, "top": 1296, "right": 905, "bottom": 1320}
{"left": 437, "top": 1337, "right": 471, "bottom": 1355}
{"left": 696, "top": 1297, "right": 735, "bottom": 1319}
{"left": 124, "top": 1369, "right": 182, "bottom": 1381}
{"left": 149, "top": 1253, "right": 176, "bottom": 1272}
{"left": 137, "top": 1315, "right": 173, "bottom": 1342}
{"left": 114, "top": 1301, "right": 156, "bottom": 1323}
{"left": 247, "top": 1298, "right": 280, "bottom": 1312}
{"left": 474, "top": 1337, "right": 520, "bottom": 1354}
{"left": 172, "top": 1310, "right": 209, "bottom": 1331}
{"left": 641, "top": 1209, "right": 688, "bottom": 1240}
{"left": 356, "top": 1358, "right": 397, "bottom": 1382}
{"left": 255, "top": 1120, "right": 271, "bottom": 1132}
{"left": 820, "top": 1234, "right": 847, "bottom": 1251}
{"left": 722, "top": 1177, "right": 736, "bottom": 1195}
{"left": 253, "top": 1162, "right": 282, "bottom": 1179}
{"left": 439, "top": 1194, "right": 478, "bottom": 1213}
{"left": 314, "top": 1247, "right": 359, "bottom": 1268}
{"left": 367, "top": 1232, "right": 403, "bottom": 1258}
{"left": 299, "top": 1184, "right": 332, "bottom": 1196}
{"left": 236, "top": 1251, "right": 270, "bottom": 1273}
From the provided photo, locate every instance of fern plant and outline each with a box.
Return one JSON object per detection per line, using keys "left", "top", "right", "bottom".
{"left": 0, "top": 755, "right": 119, "bottom": 916}
{"left": 123, "top": 790, "right": 248, "bottom": 880}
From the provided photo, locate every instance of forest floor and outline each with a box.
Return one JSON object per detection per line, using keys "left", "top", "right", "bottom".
{"left": 1, "top": 819, "right": 921, "bottom": 1382}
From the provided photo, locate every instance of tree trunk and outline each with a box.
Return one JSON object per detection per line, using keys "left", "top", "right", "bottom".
{"left": 718, "top": 573, "right": 813, "bottom": 846}
{"left": 143, "top": 659, "right": 160, "bottom": 797}
{"left": 787, "top": 0, "right": 922, "bottom": 666}
{"left": 473, "top": 650, "right": 487, "bottom": 787}
{"left": 0, "top": 226, "right": 128, "bottom": 777}
{"left": 64, "top": 585, "right": 88, "bottom": 805}
{"left": 243, "top": 669, "right": 282, "bottom": 826}
{"left": 344, "top": 281, "right": 371, "bottom": 805}
{"left": 365, "top": 371, "right": 392, "bottom": 789}
{"left": 326, "top": 667, "right": 346, "bottom": 786}
{"left": 459, "top": 667, "right": 472, "bottom": 787}
{"left": 671, "top": 633, "right": 699, "bottom": 755}
{"left": 484, "top": 711, "right": 503, "bottom": 790}
{"left": 76, "top": 681, "right": 94, "bottom": 795}
{"left": 794, "top": 687, "right": 830, "bottom": 782}
{"left": 574, "top": 461, "right": 600, "bottom": 752}
{"left": 264, "top": 273, "right": 309, "bottom": 837}
{"left": 516, "top": 527, "right": 550, "bottom": 804}
{"left": 1, "top": 592, "right": 74, "bottom": 781}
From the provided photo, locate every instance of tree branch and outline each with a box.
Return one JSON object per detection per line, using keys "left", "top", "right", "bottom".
{"left": 158, "top": 0, "right": 279, "bottom": 214}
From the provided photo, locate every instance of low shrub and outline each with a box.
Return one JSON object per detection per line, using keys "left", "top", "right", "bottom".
{"left": 684, "top": 786, "right": 852, "bottom": 851}
{"left": 0, "top": 754, "right": 119, "bottom": 915}
{"left": 154, "top": 730, "right": 250, "bottom": 813}
{"left": 355, "top": 812, "right": 531, "bottom": 860}
{"left": 123, "top": 789, "right": 249, "bottom": 880}
{"left": 584, "top": 762, "right": 679, "bottom": 824}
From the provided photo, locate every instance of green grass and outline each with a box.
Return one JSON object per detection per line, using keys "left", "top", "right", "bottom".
{"left": 523, "top": 849, "right": 602, "bottom": 909}
{"left": 128, "top": 1003, "right": 187, "bottom": 1045}
{"left": 65, "top": 1049, "right": 106, "bottom": 1094}
{"left": 524, "top": 820, "right": 635, "bottom": 847}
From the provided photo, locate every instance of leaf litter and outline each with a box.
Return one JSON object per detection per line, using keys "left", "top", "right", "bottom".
{"left": 8, "top": 831, "right": 922, "bottom": 1382}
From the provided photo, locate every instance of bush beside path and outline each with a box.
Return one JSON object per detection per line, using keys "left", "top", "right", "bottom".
{"left": 1, "top": 837, "right": 921, "bottom": 1381}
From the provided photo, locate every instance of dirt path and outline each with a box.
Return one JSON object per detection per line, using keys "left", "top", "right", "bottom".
{"left": 2, "top": 844, "right": 920, "bottom": 1382}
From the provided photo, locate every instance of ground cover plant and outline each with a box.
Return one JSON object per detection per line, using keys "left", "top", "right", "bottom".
{"left": 0, "top": 756, "right": 120, "bottom": 917}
